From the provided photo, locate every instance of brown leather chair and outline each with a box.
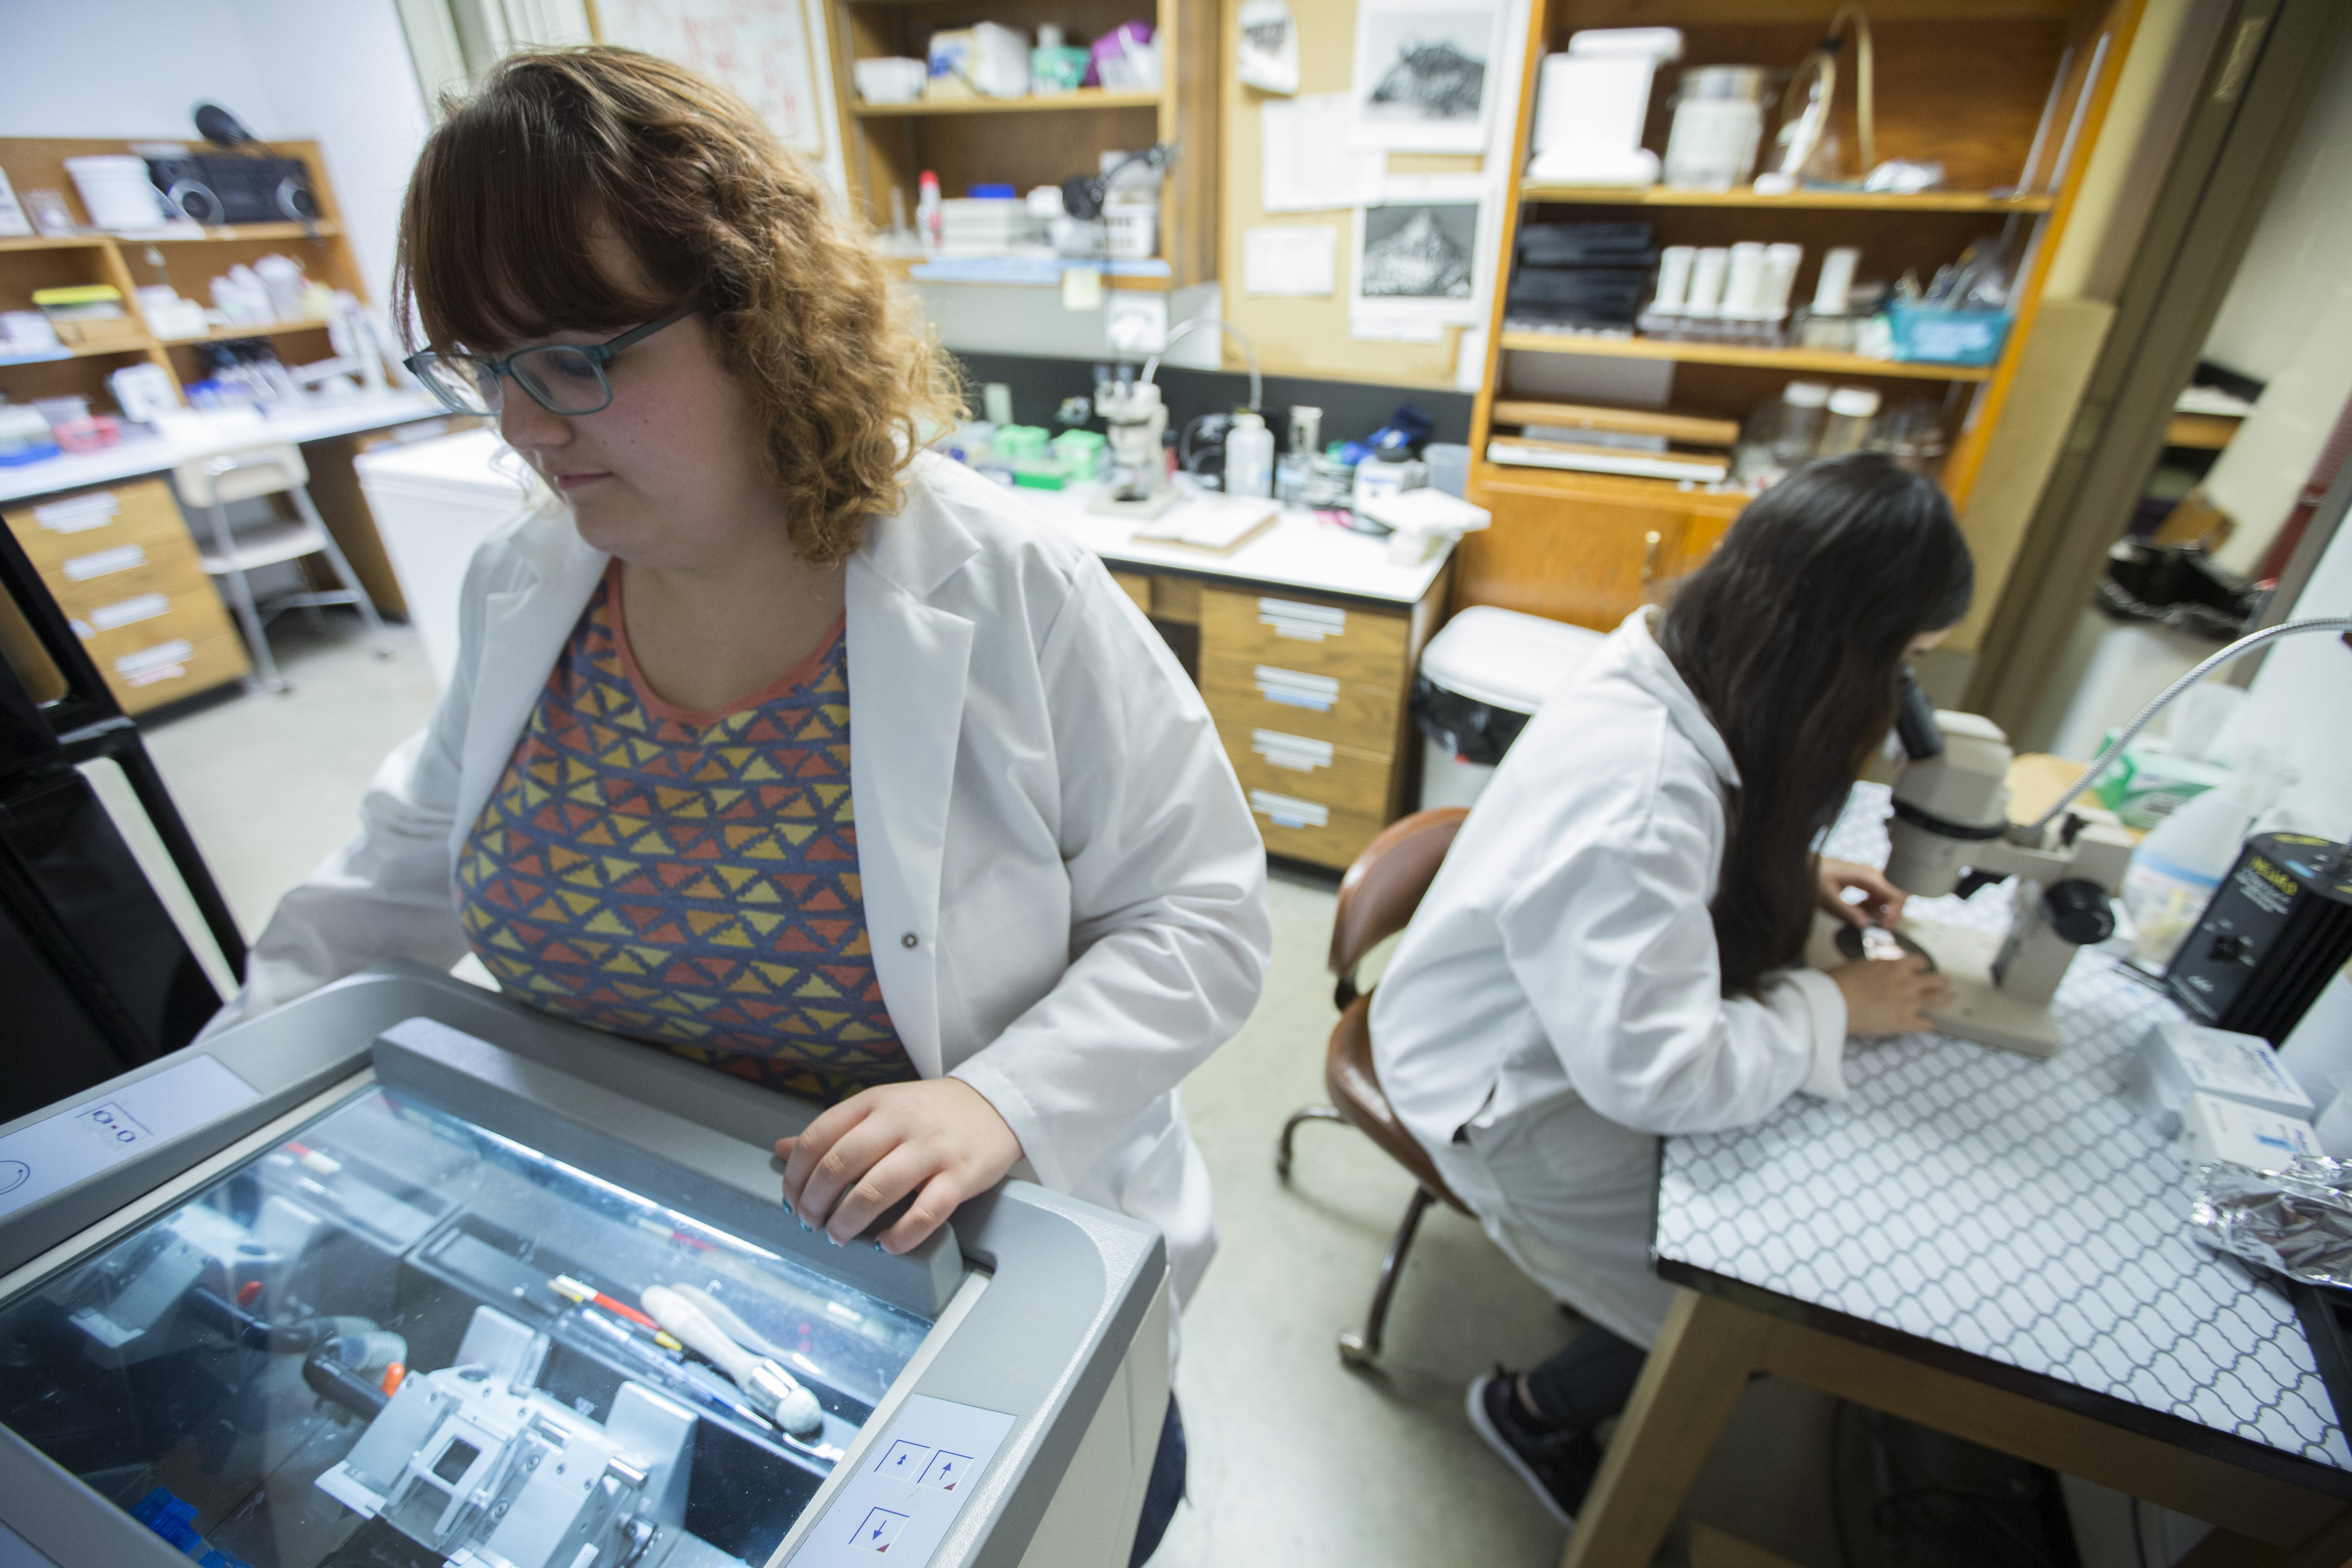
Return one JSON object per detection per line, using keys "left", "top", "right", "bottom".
{"left": 1276, "top": 807, "right": 1474, "bottom": 1366}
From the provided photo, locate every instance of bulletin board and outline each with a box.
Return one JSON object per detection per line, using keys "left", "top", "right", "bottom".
{"left": 592, "top": 0, "right": 827, "bottom": 155}
{"left": 1216, "top": 0, "right": 1529, "bottom": 390}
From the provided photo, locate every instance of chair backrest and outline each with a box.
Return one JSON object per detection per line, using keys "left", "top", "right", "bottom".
{"left": 173, "top": 442, "right": 308, "bottom": 507}
{"left": 1328, "top": 807, "right": 1467, "bottom": 1005}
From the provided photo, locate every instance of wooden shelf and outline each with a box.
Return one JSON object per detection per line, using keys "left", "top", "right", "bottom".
{"left": 1497, "top": 331, "right": 1995, "bottom": 382}
{"left": 0, "top": 234, "right": 113, "bottom": 253}
{"left": 1474, "top": 457, "right": 1751, "bottom": 513}
{"left": 1518, "top": 186, "right": 2056, "bottom": 214}
{"left": 143, "top": 222, "right": 343, "bottom": 243}
{"left": 851, "top": 89, "right": 1162, "bottom": 118}
{"left": 179, "top": 317, "right": 334, "bottom": 343}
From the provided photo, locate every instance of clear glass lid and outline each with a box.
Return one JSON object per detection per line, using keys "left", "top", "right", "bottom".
{"left": 0, "top": 1084, "right": 933, "bottom": 1568}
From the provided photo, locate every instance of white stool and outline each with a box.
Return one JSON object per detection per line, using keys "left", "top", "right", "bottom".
{"left": 173, "top": 442, "right": 390, "bottom": 693}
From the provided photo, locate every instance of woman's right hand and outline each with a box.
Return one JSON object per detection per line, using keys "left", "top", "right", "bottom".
{"left": 1830, "top": 955, "right": 1953, "bottom": 1037}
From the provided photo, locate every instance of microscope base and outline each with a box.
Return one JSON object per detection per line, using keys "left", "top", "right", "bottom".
{"left": 1902, "top": 920, "right": 2061, "bottom": 1059}
{"left": 1087, "top": 488, "right": 1181, "bottom": 521}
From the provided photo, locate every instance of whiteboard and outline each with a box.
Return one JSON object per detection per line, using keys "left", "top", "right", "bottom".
{"left": 595, "top": 0, "right": 826, "bottom": 155}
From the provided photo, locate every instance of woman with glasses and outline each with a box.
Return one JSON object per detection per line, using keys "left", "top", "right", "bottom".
{"left": 206, "top": 49, "right": 1268, "bottom": 1559}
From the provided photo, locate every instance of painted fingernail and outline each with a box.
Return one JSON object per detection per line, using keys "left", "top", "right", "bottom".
{"left": 826, "top": 1233, "right": 842, "bottom": 1247}
{"left": 780, "top": 1199, "right": 793, "bottom": 1215}
{"left": 799, "top": 1219, "right": 813, "bottom": 1233}
{"left": 873, "top": 1241, "right": 887, "bottom": 1253}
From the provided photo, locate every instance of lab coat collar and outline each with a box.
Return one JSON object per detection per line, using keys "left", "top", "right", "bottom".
{"left": 1610, "top": 609, "right": 1741, "bottom": 791}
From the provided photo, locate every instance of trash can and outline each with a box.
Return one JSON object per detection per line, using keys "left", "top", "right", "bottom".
{"left": 1412, "top": 607, "right": 1604, "bottom": 810}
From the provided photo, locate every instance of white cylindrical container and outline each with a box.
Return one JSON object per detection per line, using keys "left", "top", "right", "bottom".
{"left": 1687, "top": 247, "right": 1729, "bottom": 315}
{"left": 65, "top": 155, "right": 166, "bottom": 230}
{"left": 1415, "top": 608, "right": 1606, "bottom": 810}
{"left": 1225, "top": 410, "right": 1274, "bottom": 499}
{"left": 1723, "top": 242, "right": 1766, "bottom": 314}
{"left": 1772, "top": 380, "right": 1832, "bottom": 466}
{"left": 1653, "top": 246, "right": 1696, "bottom": 310}
{"left": 1814, "top": 246, "right": 1861, "bottom": 313}
{"left": 1820, "top": 386, "right": 1882, "bottom": 455}
{"left": 1760, "top": 243, "right": 1804, "bottom": 316}
{"left": 1662, "top": 67, "right": 1768, "bottom": 190}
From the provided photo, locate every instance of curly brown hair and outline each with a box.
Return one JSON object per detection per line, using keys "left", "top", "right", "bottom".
{"left": 396, "top": 46, "right": 958, "bottom": 565}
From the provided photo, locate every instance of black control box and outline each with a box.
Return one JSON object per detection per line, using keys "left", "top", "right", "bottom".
{"left": 2167, "top": 831, "right": 2352, "bottom": 1044}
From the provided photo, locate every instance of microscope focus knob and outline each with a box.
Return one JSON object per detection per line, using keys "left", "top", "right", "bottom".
{"left": 2040, "top": 878, "right": 2116, "bottom": 946}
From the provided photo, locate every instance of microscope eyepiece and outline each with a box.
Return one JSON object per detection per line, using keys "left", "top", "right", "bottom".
{"left": 1895, "top": 667, "right": 1944, "bottom": 761}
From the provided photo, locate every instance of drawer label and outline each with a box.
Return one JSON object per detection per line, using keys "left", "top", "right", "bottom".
{"left": 33, "top": 493, "right": 120, "bottom": 534}
{"left": 1254, "top": 666, "right": 1339, "bottom": 711}
{"left": 1251, "top": 730, "right": 1334, "bottom": 773}
{"left": 64, "top": 542, "right": 146, "bottom": 581}
{"left": 1249, "top": 788, "right": 1329, "bottom": 830}
{"left": 116, "top": 639, "right": 194, "bottom": 684}
{"left": 1258, "top": 597, "right": 1346, "bottom": 642}
{"left": 91, "top": 592, "right": 171, "bottom": 631}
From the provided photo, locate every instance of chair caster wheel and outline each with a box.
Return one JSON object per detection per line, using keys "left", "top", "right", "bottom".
{"left": 1337, "top": 1333, "right": 1374, "bottom": 1367}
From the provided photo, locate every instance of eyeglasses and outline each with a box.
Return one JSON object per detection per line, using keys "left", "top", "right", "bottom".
{"left": 404, "top": 305, "right": 697, "bottom": 417}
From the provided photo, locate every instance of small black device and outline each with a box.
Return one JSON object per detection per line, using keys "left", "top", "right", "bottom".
{"left": 145, "top": 153, "right": 318, "bottom": 226}
{"left": 2166, "top": 832, "right": 2352, "bottom": 1044}
{"left": 1060, "top": 143, "right": 1171, "bottom": 222}
{"left": 146, "top": 101, "right": 318, "bottom": 228}
{"left": 2289, "top": 1277, "right": 2352, "bottom": 1433}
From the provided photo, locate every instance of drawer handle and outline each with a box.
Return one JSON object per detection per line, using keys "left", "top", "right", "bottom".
{"left": 64, "top": 543, "right": 148, "bottom": 581}
{"left": 32, "top": 493, "right": 121, "bottom": 534}
{"left": 1258, "top": 597, "right": 1347, "bottom": 641}
{"left": 1641, "top": 530, "right": 1662, "bottom": 584}
{"left": 1248, "top": 788, "right": 1329, "bottom": 830}
{"left": 1254, "top": 665, "right": 1340, "bottom": 711}
{"left": 1251, "top": 729, "right": 1335, "bottom": 773}
{"left": 91, "top": 592, "right": 171, "bottom": 631}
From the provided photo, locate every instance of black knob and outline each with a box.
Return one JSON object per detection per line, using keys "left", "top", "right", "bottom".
{"left": 2041, "top": 878, "right": 2116, "bottom": 946}
{"left": 2210, "top": 932, "right": 2251, "bottom": 963}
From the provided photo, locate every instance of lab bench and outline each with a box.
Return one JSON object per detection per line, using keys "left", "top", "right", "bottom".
{"left": 1022, "top": 487, "right": 1454, "bottom": 871}
{"left": 0, "top": 393, "right": 445, "bottom": 713}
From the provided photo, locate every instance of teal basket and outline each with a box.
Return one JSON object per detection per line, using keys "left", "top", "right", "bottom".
{"left": 1887, "top": 305, "right": 2013, "bottom": 367}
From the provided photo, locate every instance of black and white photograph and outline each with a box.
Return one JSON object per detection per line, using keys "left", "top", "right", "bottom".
{"left": 1349, "top": 0, "right": 1505, "bottom": 152}
{"left": 1351, "top": 186, "right": 1489, "bottom": 333}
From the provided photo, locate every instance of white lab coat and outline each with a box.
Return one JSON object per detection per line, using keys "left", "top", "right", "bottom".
{"left": 1368, "top": 609, "right": 1846, "bottom": 1343}
{"left": 208, "top": 452, "right": 1271, "bottom": 1305}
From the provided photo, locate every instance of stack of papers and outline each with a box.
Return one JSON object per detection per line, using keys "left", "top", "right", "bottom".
{"left": 1131, "top": 494, "right": 1278, "bottom": 554}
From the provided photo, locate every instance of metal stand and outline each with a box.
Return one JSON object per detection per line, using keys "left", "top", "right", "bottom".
{"left": 1339, "top": 1185, "right": 1437, "bottom": 1368}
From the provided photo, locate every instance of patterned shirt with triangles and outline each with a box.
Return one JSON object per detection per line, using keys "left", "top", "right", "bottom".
{"left": 457, "top": 564, "right": 915, "bottom": 1105}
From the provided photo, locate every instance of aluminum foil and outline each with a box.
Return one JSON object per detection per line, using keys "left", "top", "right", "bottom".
{"left": 2191, "top": 1156, "right": 2352, "bottom": 1288}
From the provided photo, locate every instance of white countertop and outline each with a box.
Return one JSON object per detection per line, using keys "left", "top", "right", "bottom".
{"left": 0, "top": 392, "right": 446, "bottom": 506}
{"left": 1017, "top": 482, "right": 1453, "bottom": 606}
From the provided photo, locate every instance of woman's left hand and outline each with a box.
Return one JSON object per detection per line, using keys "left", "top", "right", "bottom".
{"left": 777, "top": 1078, "right": 1023, "bottom": 1254}
{"left": 1818, "top": 857, "right": 1906, "bottom": 929}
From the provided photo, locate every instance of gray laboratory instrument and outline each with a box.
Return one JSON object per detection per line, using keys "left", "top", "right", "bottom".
{"left": 0, "top": 968, "right": 1170, "bottom": 1568}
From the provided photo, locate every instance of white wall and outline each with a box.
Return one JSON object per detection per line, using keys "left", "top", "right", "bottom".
{"left": 0, "top": 0, "right": 432, "bottom": 313}
{"left": 2246, "top": 513, "right": 2352, "bottom": 840}
{"left": 2197, "top": 32, "right": 2352, "bottom": 574}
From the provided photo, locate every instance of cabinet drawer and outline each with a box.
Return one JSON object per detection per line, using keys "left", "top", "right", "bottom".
{"left": 5, "top": 480, "right": 192, "bottom": 576}
{"left": 1244, "top": 787, "right": 1386, "bottom": 871}
{"left": 1109, "top": 570, "right": 1152, "bottom": 614}
{"left": 1200, "top": 588, "right": 1409, "bottom": 686}
{"left": 45, "top": 534, "right": 206, "bottom": 617}
{"left": 78, "top": 586, "right": 239, "bottom": 674}
{"left": 1217, "top": 718, "right": 1395, "bottom": 819}
{"left": 1200, "top": 655, "right": 1401, "bottom": 757}
{"left": 105, "top": 630, "right": 250, "bottom": 714}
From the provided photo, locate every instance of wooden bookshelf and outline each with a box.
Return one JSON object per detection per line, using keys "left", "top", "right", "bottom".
{"left": 1496, "top": 332, "right": 1997, "bottom": 382}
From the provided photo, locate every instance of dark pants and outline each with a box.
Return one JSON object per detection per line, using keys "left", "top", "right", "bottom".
{"left": 1524, "top": 1324, "right": 1647, "bottom": 1432}
{"left": 1128, "top": 1395, "right": 1185, "bottom": 1566}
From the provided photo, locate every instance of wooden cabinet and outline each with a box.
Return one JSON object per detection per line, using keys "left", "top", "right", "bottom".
{"left": 1461, "top": 0, "right": 2140, "bottom": 639}
{"left": 3, "top": 479, "right": 248, "bottom": 713}
{"left": 1179, "top": 579, "right": 1444, "bottom": 871}
{"left": 823, "top": 0, "right": 1219, "bottom": 290}
{"left": 1455, "top": 467, "right": 1744, "bottom": 631}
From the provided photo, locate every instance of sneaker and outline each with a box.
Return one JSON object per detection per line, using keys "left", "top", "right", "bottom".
{"left": 1465, "top": 1366, "right": 1604, "bottom": 1528}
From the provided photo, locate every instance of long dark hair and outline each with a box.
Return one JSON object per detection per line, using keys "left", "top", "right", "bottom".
{"left": 1658, "top": 453, "right": 1973, "bottom": 997}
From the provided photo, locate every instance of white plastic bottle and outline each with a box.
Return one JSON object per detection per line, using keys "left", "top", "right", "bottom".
{"left": 1225, "top": 410, "right": 1274, "bottom": 499}
{"left": 2120, "top": 768, "right": 2267, "bottom": 967}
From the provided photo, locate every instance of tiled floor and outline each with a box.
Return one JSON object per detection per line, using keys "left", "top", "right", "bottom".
{"left": 132, "top": 614, "right": 1988, "bottom": 1568}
